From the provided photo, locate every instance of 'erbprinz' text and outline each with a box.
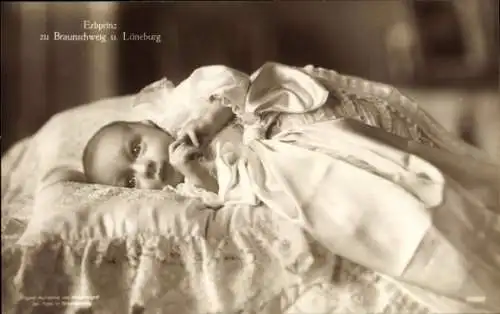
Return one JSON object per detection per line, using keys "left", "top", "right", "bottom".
{"left": 82, "top": 20, "right": 117, "bottom": 31}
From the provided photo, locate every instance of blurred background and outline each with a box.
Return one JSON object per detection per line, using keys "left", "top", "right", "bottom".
{"left": 1, "top": 1, "right": 499, "bottom": 158}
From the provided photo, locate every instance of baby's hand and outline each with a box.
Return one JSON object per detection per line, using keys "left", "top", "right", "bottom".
{"left": 169, "top": 138, "right": 218, "bottom": 192}
{"left": 169, "top": 138, "right": 202, "bottom": 175}
{"left": 177, "top": 119, "right": 210, "bottom": 149}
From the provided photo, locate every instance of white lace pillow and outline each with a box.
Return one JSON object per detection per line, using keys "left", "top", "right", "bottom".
{"left": 20, "top": 180, "right": 312, "bottom": 275}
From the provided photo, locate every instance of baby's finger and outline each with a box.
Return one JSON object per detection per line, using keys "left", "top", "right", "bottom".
{"left": 168, "top": 141, "right": 178, "bottom": 155}
{"left": 176, "top": 132, "right": 195, "bottom": 147}
{"left": 184, "top": 146, "right": 202, "bottom": 160}
{"left": 169, "top": 139, "right": 184, "bottom": 155}
{"left": 186, "top": 129, "right": 200, "bottom": 148}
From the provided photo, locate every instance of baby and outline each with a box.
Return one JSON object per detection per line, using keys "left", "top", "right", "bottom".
{"left": 82, "top": 103, "right": 234, "bottom": 194}
{"left": 82, "top": 62, "right": 345, "bottom": 196}
{"left": 82, "top": 62, "right": 452, "bottom": 202}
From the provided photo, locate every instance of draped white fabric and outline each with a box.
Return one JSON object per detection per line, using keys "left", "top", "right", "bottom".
{"left": 214, "top": 62, "right": 500, "bottom": 312}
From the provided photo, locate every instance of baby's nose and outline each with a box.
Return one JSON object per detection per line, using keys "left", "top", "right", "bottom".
{"left": 132, "top": 160, "right": 156, "bottom": 178}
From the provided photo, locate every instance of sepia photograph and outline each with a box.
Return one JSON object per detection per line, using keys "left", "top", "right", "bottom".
{"left": 1, "top": 1, "right": 499, "bottom": 313}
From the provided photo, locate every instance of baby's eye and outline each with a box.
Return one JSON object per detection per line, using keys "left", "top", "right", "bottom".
{"left": 126, "top": 176, "right": 137, "bottom": 188}
{"left": 131, "top": 142, "right": 142, "bottom": 159}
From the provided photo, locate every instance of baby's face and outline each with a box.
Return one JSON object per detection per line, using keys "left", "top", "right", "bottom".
{"left": 86, "top": 121, "right": 183, "bottom": 189}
